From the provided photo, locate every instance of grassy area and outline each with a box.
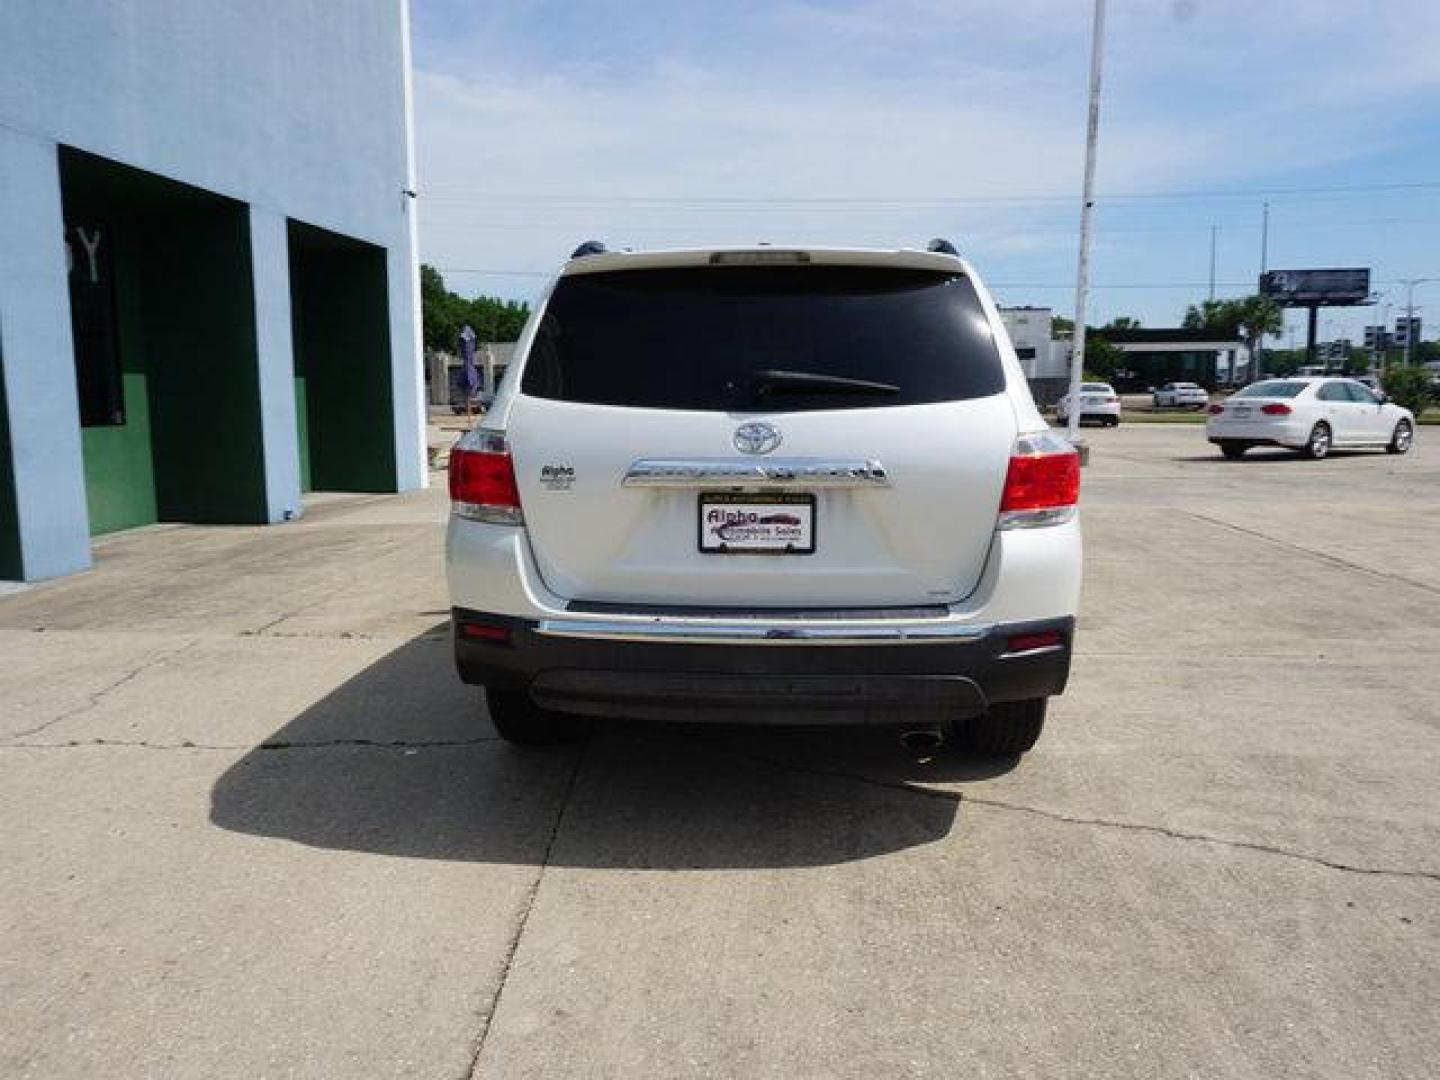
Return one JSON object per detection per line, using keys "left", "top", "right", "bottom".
{"left": 1121, "top": 412, "right": 1208, "bottom": 424}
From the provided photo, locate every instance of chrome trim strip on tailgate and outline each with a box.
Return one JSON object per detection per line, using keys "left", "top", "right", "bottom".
{"left": 535, "top": 618, "right": 990, "bottom": 646}
{"left": 621, "top": 457, "right": 890, "bottom": 488}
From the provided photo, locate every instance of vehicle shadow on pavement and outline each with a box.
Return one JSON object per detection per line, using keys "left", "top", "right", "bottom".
{"left": 209, "top": 628, "right": 1015, "bottom": 869}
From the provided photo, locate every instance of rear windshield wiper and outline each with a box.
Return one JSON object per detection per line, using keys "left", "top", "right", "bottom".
{"left": 750, "top": 369, "right": 901, "bottom": 398}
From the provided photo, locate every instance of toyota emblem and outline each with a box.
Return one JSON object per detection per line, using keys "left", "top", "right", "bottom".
{"left": 733, "top": 422, "right": 782, "bottom": 455}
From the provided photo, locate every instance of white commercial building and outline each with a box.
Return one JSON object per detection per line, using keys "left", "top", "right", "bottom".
{"left": 998, "top": 307, "right": 1069, "bottom": 380}
{"left": 0, "top": 1, "right": 423, "bottom": 581}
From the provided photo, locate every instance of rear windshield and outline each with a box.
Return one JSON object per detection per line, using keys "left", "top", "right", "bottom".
{"left": 520, "top": 266, "right": 1004, "bottom": 411}
{"left": 1081, "top": 383, "right": 1112, "bottom": 393}
{"left": 1234, "top": 380, "right": 1306, "bottom": 399}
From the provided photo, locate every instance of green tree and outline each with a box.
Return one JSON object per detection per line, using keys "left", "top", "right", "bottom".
{"left": 1104, "top": 316, "right": 1142, "bottom": 331}
{"left": 1182, "top": 295, "right": 1282, "bottom": 381}
{"left": 1083, "top": 334, "right": 1124, "bottom": 380}
{"left": 420, "top": 265, "right": 530, "bottom": 351}
{"left": 1182, "top": 299, "right": 1243, "bottom": 334}
{"left": 1233, "top": 295, "right": 1283, "bottom": 376}
{"left": 1051, "top": 315, "right": 1074, "bottom": 337}
{"left": 1381, "top": 365, "right": 1433, "bottom": 417}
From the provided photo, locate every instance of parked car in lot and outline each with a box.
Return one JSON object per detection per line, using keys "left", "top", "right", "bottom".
{"left": 446, "top": 241, "right": 1082, "bottom": 754}
{"left": 1152, "top": 381, "right": 1209, "bottom": 409}
{"left": 1206, "top": 377, "right": 1414, "bottom": 460}
{"left": 1055, "top": 382, "right": 1121, "bottom": 426}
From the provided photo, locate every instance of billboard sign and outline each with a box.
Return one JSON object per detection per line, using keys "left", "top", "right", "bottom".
{"left": 1259, "top": 268, "right": 1371, "bottom": 306}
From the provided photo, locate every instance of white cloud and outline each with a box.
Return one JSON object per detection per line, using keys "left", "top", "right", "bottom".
{"left": 412, "top": 0, "right": 1440, "bottom": 320}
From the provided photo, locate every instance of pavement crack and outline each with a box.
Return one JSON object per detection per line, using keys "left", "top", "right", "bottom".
{"left": 961, "top": 794, "right": 1440, "bottom": 884}
{"left": 1181, "top": 510, "right": 1440, "bottom": 596}
{"left": 691, "top": 738, "right": 1440, "bottom": 885}
{"left": 463, "top": 738, "right": 588, "bottom": 1080}
{"left": 6, "top": 640, "right": 200, "bottom": 741}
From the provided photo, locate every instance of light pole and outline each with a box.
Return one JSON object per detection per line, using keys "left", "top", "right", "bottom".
{"left": 1066, "top": 0, "right": 1107, "bottom": 445}
{"left": 1208, "top": 225, "right": 1218, "bottom": 302}
{"left": 1369, "top": 293, "right": 1384, "bottom": 373}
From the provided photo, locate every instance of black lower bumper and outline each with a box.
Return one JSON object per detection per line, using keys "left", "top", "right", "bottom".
{"left": 452, "top": 608, "right": 1074, "bottom": 725}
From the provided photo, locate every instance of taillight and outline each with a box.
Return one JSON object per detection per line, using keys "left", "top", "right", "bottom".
{"left": 449, "top": 431, "right": 523, "bottom": 524}
{"left": 998, "top": 431, "right": 1080, "bottom": 530}
{"left": 1261, "top": 403, "right": 1291, "bottom": 415}
{"left": 1208, "top": 403, "right": 1225, "bottom": 414}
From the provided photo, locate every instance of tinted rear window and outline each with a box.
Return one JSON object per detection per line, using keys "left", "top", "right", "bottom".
{"left": 521, "top": 266, "right": 1004, "bottom": 411}
{"left": 1235, "top": 380, "right": 1306, "bottom": 399}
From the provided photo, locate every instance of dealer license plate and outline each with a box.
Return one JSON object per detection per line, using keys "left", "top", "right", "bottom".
{"left": 698, "top": 493, "right": 816, "bottom": 555}
{"left": 1232, "top": 406, "right": 1251, "bottom": 417}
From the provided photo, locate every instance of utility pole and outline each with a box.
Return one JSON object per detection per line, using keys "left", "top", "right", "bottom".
{"left": 1396, "top": 278, "right": 1431, "bottom": 366}
{"left": 1066, "top": 0, "right": 1107, "bottom": 446}
{"left": 1208, "top": 225, "right": 1217, "bottom": 301}
{"left": 1259, "top": 202, "right": 1269, "bottom": 276}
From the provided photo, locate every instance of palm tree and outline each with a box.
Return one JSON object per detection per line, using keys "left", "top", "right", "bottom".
{"left": 1235, "top": 296, "right": 1284, "bottom": 382}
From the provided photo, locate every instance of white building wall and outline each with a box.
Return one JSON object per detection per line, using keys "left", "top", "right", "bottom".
{"left": 999, "top": 308, "right": 1067, "bottom": 379}
{"left": 0, "top": 127, "right": 93, "bottom": 579}
{"left": 0, "top": 0, "right": 422, "bottom": 577}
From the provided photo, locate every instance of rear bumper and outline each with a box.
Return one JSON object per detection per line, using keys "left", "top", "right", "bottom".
{"left": 1206, "top": 419, "right": 1308, "bottom": 447}
{"left": 453, "top": 608, "right": 1074, "bottom": 724}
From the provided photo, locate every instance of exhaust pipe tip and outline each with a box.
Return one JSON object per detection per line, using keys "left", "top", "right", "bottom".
{"left": 899, "top": 728, "right": 945, "bottom": 756}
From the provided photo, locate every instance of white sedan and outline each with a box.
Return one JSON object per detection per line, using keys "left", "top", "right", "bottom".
{"left": 1152, "top": 381, "right": 1209, "bottom": 409}
{"left": 1206, "top": 377, "right": 1415, "bottom": 460}
{"left": 1055, "top": 382, "right": 1121, "bottom": 426}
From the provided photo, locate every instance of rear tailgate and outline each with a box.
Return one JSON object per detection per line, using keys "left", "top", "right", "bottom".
{"left": 507, "top": 258, "right": 1016, "bottom": 608}
{"left": 509, "top": 395, "right": 1015, "bottom": 607}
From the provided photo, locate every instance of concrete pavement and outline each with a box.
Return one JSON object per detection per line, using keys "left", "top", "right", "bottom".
{"left": 2, "top": 428, "right": 1437, "bottom": 1077}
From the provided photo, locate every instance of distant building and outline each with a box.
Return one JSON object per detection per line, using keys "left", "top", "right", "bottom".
{"left": 1393, "top": 316, "right": 1422, "bottom": 349}
{"left": 998, "top": 307, "right": 1072, "bottom": 406}
{"left": 998, "top": 307, "right": 1068, "bottom": 379}
{"left": 1100, "top": 329, "right": 1249, "bottom": 389}
{"left": 1364, "top": 325, "right": 1392, "bottom": 351}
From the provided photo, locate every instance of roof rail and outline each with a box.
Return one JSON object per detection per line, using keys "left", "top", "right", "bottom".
{"left": 926, "top": 238, "right": 960, "bottom": 256}
{"left": 570, "top": 240, "right": 608, "bottom": 258}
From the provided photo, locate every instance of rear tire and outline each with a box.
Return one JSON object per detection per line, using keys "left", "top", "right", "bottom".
{"left": 957, "top": 698, "right": 1047, "bottom": 755}
{"left": 484, "top": 688, "right": 584, "bottom": 745}
{"left": 1387, "top": 419, "right": 1413, "bottom": 455}
{"left": 1219, "top": 441, "right": 1247, "bottom": 460}
{"left": 1301, "top": 422, "right": 1331, "bottom": 460}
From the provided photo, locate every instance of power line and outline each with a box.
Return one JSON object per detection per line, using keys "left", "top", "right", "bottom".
{"left": 422, "top": 214, "right": 1440, "bottom": 235}
{"left": 418, "top": 178, "right": 1440, "bottom": 208}
{"left": 432, "top": 267, "right": 1440, "bottom": 290}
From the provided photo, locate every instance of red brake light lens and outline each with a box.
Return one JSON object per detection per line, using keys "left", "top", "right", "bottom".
{"left": 1208, "top": 403, "right": 1225, "bottom": 414}
{"left": 1260, "top": 403, "right": 1292, "bottom": 415}
{"left": 449, "top": 432, "right": 523, "bottom": 524}
{"left": 999, "top": 432, "right": 1080, "bottom": 528}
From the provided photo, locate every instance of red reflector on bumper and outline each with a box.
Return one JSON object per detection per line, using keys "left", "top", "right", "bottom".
{"left": 1004, "top": 630, "right": 1063, "bottom": 654}
{"left": 458, "top": 622, "right": 511, "bottom": 643}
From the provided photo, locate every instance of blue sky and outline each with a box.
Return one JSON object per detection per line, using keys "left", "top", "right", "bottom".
{"left": 411, "top": 0, "right": 1440, "bottom": 343}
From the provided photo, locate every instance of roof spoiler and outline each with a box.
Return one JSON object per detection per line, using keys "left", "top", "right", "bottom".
{"left": 570, "top": 240, "right": 607, "bottom": 258}
{"left": 926, "top": 238, "right": 961, "bottom": 257}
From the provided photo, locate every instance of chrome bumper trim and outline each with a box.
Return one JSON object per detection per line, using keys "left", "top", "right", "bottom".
{"left": 534, "top": 617, "right": 991, "bottom": 646}
{"left": 621, "top": 457, "right": 890, "bottom": 489}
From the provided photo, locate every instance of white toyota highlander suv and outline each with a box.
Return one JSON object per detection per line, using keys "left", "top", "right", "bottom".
{"left": 446, "top": 242, "right": 1082, "bottom": 754}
